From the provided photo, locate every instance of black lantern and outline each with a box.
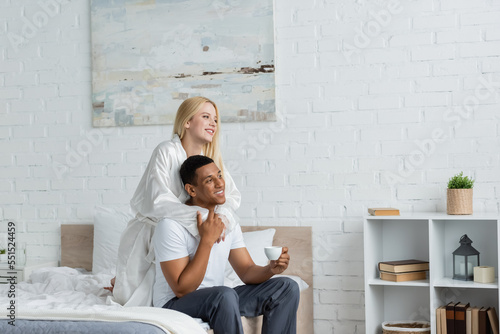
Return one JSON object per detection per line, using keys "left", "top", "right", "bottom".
{"left": 452, "top": 234, "right": 480, "bottom": 281}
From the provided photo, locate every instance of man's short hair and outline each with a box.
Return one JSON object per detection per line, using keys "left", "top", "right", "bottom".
{"left": 180, "top": 155, "right": 215, "bottom": 186}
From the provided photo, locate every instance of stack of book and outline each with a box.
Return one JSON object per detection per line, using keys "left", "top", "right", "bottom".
{"left": 436, "top": 302, "right": 499, "bottom": 334}
{"left": 378, "top": 259, "right": 429, "bottom": 282}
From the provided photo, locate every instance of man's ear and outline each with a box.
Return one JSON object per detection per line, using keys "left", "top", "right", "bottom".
{"left": 185, "top": 183, "right": 196, "bottom": 197}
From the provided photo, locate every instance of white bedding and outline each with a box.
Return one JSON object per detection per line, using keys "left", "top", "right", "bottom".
{"left": 0, "top": 267, "right": 207, "bottom": 334}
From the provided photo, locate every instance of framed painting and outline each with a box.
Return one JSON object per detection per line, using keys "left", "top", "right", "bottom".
{"left": 90, "top": 0, "right": 275, "bottom": 127}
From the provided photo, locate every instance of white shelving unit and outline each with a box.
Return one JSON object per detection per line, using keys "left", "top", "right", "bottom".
{"left": 364, "top": 212, "right": 500, "bottom": 334}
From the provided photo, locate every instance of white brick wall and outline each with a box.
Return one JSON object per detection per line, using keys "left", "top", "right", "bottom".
{"left": 1, "top": 0, "right": 500, "bottom": 332}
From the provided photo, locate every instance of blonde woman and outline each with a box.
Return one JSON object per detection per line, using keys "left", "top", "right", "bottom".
{"left": 112, "top": 97, "right": 241, "bottom": 306}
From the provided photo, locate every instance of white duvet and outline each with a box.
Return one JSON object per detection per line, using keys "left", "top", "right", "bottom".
{"left": 0, "top": 267, "right": 207, "bottom": 334}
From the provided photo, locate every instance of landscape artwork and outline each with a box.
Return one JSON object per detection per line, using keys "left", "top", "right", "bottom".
{"left": 90, "top": 0, "right": 275, "bottom": 127}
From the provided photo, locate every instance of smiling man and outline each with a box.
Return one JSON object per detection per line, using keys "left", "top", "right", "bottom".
{"left": 152, "top": 155, "right": 300, "bottom": 334}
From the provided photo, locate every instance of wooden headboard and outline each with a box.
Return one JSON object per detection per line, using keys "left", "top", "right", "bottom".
{"left": 60, "top": 224, "right": 313, "bottom": 333}
{"left": 60, "top": 224, "right": 94, "bottom": 271}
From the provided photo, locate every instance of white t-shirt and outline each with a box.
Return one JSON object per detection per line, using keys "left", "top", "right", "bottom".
{"left": 153, "top": 218, "right": 246, "bottom": 308}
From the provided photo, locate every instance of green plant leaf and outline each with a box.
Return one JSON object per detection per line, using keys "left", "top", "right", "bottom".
{"left": 447, "top": 171, "right": 475, "bottom": 189}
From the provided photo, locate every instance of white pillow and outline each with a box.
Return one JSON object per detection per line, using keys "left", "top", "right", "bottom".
{"left": 92, "top": 206, "right": 133, "bottom": 275}
{"left": 224, "top": 228, "right": 276, "bottom": 288}
{"left": 241, "top": 228, "right": 276, "bottom": 266}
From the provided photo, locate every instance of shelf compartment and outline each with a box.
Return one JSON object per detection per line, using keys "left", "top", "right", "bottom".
{"left": 364, "top": 218, "right": 429, "bottom": 282}
{"left": 366, "top": 285, "right": 430, "bottom": 334}
{"left": 433, "top": 286, "right": 498, "bottom": 311}
{"left": 430, "top": 219, "right": 498, "bottom": 281}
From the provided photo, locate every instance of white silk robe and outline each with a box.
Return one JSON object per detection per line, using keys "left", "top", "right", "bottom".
{"left": 112, "top": 135, "right": 241, "bottom": 306}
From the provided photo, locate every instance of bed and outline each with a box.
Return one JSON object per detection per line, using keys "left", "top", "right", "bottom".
{"left": 0, "top": 214, "right": 313, "bottom": 334}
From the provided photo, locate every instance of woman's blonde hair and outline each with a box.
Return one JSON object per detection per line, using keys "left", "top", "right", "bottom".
{"left": 173, "top": 96, "right": 224, "bottom": 174}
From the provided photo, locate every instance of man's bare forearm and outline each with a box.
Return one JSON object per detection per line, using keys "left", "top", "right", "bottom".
{"left": 239, "top": 264, "right": 274, "bottom": 285}
{"left": 172, "top": 240, "right": 213, "bottom": 297}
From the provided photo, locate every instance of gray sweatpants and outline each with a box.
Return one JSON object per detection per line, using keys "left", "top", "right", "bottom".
{"left": 163, "top": 277, "right": 300, "bottom": 334}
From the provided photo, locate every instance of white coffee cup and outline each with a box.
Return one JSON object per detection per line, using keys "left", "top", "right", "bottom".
{"left": 264, "top": 246, "right": 282, "bottom": 261}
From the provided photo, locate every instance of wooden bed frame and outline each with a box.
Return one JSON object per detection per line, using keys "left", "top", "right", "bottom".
{"left": 61, "top": 224, "right": 313, "bottom": 334}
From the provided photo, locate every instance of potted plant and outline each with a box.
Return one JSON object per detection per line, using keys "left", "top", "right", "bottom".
{"left": 447, "top": 172, "right": 474, "bottom": 215}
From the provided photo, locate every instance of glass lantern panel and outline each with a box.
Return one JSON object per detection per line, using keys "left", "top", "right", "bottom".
{"left": 467, "top": 256, "right": 479, "bottom": 273}
{"left": 454, "top": 255, "right": 465, "bottom": 276}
